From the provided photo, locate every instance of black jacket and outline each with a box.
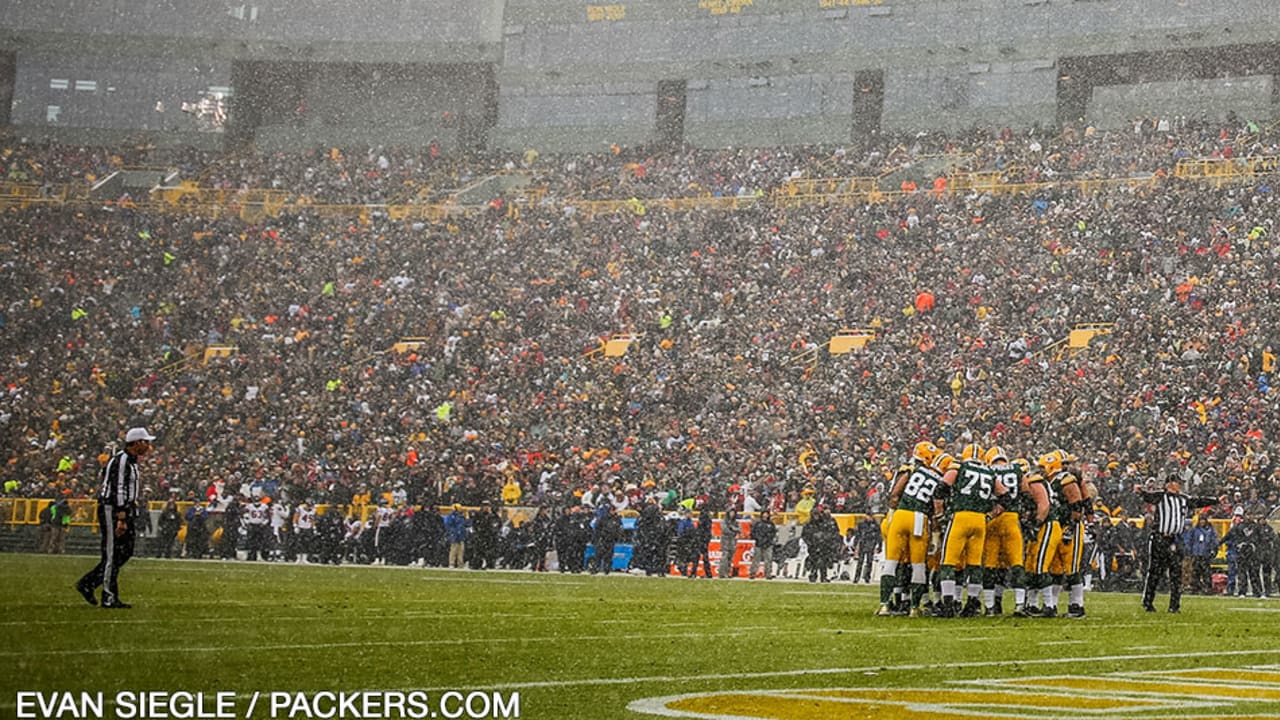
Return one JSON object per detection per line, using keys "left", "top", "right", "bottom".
{"left": 596, "top": 513, "right": 624, "bottom": 545}
{"left": 751, "top": 517, "right": 777, "bottom": 548}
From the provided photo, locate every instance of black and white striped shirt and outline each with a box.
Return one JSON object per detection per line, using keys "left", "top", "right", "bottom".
{"left": 1136, "top": 490, "right": 1219, "bottom": 537}
{"left": 96, "top": 450, "right": 139, "bottom": 507}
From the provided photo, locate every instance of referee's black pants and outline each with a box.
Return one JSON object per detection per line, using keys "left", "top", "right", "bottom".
{"left": 79, "top": 503, "right": 136, "bottom": 605}
{"left": 1142, "top": 533, "right": 1183, "bottom": 611}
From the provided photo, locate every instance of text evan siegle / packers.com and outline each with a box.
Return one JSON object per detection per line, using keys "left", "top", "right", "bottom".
{"left": 15, "top": 691, "right": 522, "bottom": 720}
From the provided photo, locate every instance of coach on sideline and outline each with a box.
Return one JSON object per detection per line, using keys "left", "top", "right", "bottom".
{"left": 1134, "top": 476, "right": 1222, "bottom": 614}
{"left": 77, "top": 427, "right": 155, "bottom": 609}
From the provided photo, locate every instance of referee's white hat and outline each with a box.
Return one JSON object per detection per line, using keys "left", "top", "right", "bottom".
{"left": 125, "top": 427, "right": 156, "bottom": 443}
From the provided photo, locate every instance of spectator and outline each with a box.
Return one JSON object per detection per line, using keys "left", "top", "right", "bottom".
{"left": 184, "top": 501, "right": 209, "bottom": 559}
{"left": 852, "top": 515, "right": 882, "bottom": 584}
{"left": 469, "top": 501, "right": 501, "bottom": 570}
{"left": 1185, "top": 514, "right": 1220, "bottom": 594}
{"left": 443, "top": 504, "right": 469, "bottom": 569}
{"left": 37, "top": 501, "right": 56, "bottom": 553}
{"left": 686, "top": 512, "right": 714, "bottom": 579}
{"left": 719, "top": 508, "right": 740, "bottom": 579}
{"left": 802, "top": 506, "right": 840, "bottom": 583}
{"left": 156, "top": 499, "right": 183, "bottom": 559}
{"left": 633, "top": 501, "right": 668, "bottom": 576}
{"left": 1222, "top": 512, "right": 1267, "bottom": 598}
{"left": 748, "top": 509, "right": 777, "bottom": 580}
{"left": 593, "top": 504, "right": 623, "bottom": 575}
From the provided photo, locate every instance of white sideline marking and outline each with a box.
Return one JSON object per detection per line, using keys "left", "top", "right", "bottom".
{"left": 783, "top": 591, "right": 860, "bottom": 596}
{"left": 0, "top": 610, "right": 570, "bottom": 627}
{"left": 1039, "top": 640, "right": 1087, "bottom": 646}
{"left": 1230, "top": 608, "right": 1280, "bottom": 613}
{"left": 405, "top": 647, "right": 1280, "bottom": 693}
{"left": 0, "top": 627, "right": 778, "bottom": 658}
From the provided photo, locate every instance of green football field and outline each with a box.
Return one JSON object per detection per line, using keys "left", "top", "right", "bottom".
{"left": 4, "top": 553, "right": 1280, "bottom": 720}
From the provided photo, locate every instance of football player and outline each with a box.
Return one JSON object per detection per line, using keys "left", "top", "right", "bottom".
{"left": 1012, "top": 462, "right": 1051, "bottom": 617}
{"left": 934, "top": 442, "right": 1009, "bottom": 618}
{"left": 878, "top": 442, "right": 947, "bottom": 617}
{"left": 1027, "top": 449, "right": 1088, "bottom": 618}
{"left": 879, "top": 509, "right": 912, "bottom": 614}
{"left": 980, "top": 449, "right": 1027, "bottom": 615}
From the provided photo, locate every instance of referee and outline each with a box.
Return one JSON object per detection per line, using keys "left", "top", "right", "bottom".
{"left": 1134, "top": 476, "right": 1222, "bottom": 613}
{"left": 76, "top": 427, "right": 155, "bottom": 609}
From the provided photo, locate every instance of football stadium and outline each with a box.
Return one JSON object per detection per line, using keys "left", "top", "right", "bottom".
{"left": 5, "top": 0, "right": 1280, "bottom": 718}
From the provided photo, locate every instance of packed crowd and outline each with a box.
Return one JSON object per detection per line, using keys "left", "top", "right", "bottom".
{"left": 10, "top": 115, "right": 1280, "bottom": 203}
{"left": 3, "top": 117, "right": 1280, "bottom": 530}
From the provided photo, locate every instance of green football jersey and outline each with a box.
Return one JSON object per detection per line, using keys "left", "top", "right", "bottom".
{"left": 950, "top": 460, "right": 998, "bottom": 514}
{"left": 990, "top": 462, "right": 1023, "bottom": 512}
{"left": 897, "top": 463, "right": 944, "bottom": 513}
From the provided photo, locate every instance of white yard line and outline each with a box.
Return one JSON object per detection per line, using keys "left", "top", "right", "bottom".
{"left": 0, "top": 610, "right": 570, "bottom": 627}
{"left": 408, "top": 647, "right": 1280, "bottom": 692}
{"left": 0, "top": 627, "right": 779, "bottom": 658}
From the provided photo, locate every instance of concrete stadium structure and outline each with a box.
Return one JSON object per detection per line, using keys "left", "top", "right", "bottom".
{"left": 1, "top": 0, "right": 1278, "bottom": 151}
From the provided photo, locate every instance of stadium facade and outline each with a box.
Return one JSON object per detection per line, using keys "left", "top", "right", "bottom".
{"left": 1, "top": 0, "right": 1277, "bottom": 152}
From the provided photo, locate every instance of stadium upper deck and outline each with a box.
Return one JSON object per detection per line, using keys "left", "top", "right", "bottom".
{"left": 1, "top": 0, "right": 1279, "bottom": 151}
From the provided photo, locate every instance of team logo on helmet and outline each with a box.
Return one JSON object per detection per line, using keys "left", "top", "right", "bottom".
{"left": 1036, "top": 450, "right": 1070, "bottom": 475}
{"left": 912, "top": 441, "right": 940, "bottom": 465}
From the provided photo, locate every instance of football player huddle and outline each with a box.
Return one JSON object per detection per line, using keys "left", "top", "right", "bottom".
{"left": 877, "top": 441, "right": 1095, "bottom": 619}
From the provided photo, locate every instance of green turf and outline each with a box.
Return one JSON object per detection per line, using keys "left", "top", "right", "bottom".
{"left": 3, "top": 553, "right": 1280, "bottom": 719}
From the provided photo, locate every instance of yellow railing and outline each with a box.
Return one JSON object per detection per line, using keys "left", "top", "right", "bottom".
{"left": 948, "top": 170, "right": 1003, "bottom": 192}
{"left": 568, "top": 195, "right": 761, "bottom": 217}
{"left": 777, "top": 175, "right": 880, "bottom": 196}
{"left": 773, "top": 175, "right": 1161, "bottom": 210}
{"left": 0, "top": 167, "right": 1204, "bottom": 221}
{"left": 1, "top": 498, "right": 100, "bottom": 526}
{"left": 1174, "top": 155, "right": 1280, "bottom": 185}
{"left": 0, "top": 180, "right": 89, "bottom": 207}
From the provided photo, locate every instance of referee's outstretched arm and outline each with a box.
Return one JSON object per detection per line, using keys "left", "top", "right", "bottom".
{"left": 1134, "top": 488, "right": 1163, "bottom": 504}
{"left": 1133, "top": 482, "right": 1223, "bottom": 511}
{"left": 1187, "top": 494, "right": 1226, "bottom": 509}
